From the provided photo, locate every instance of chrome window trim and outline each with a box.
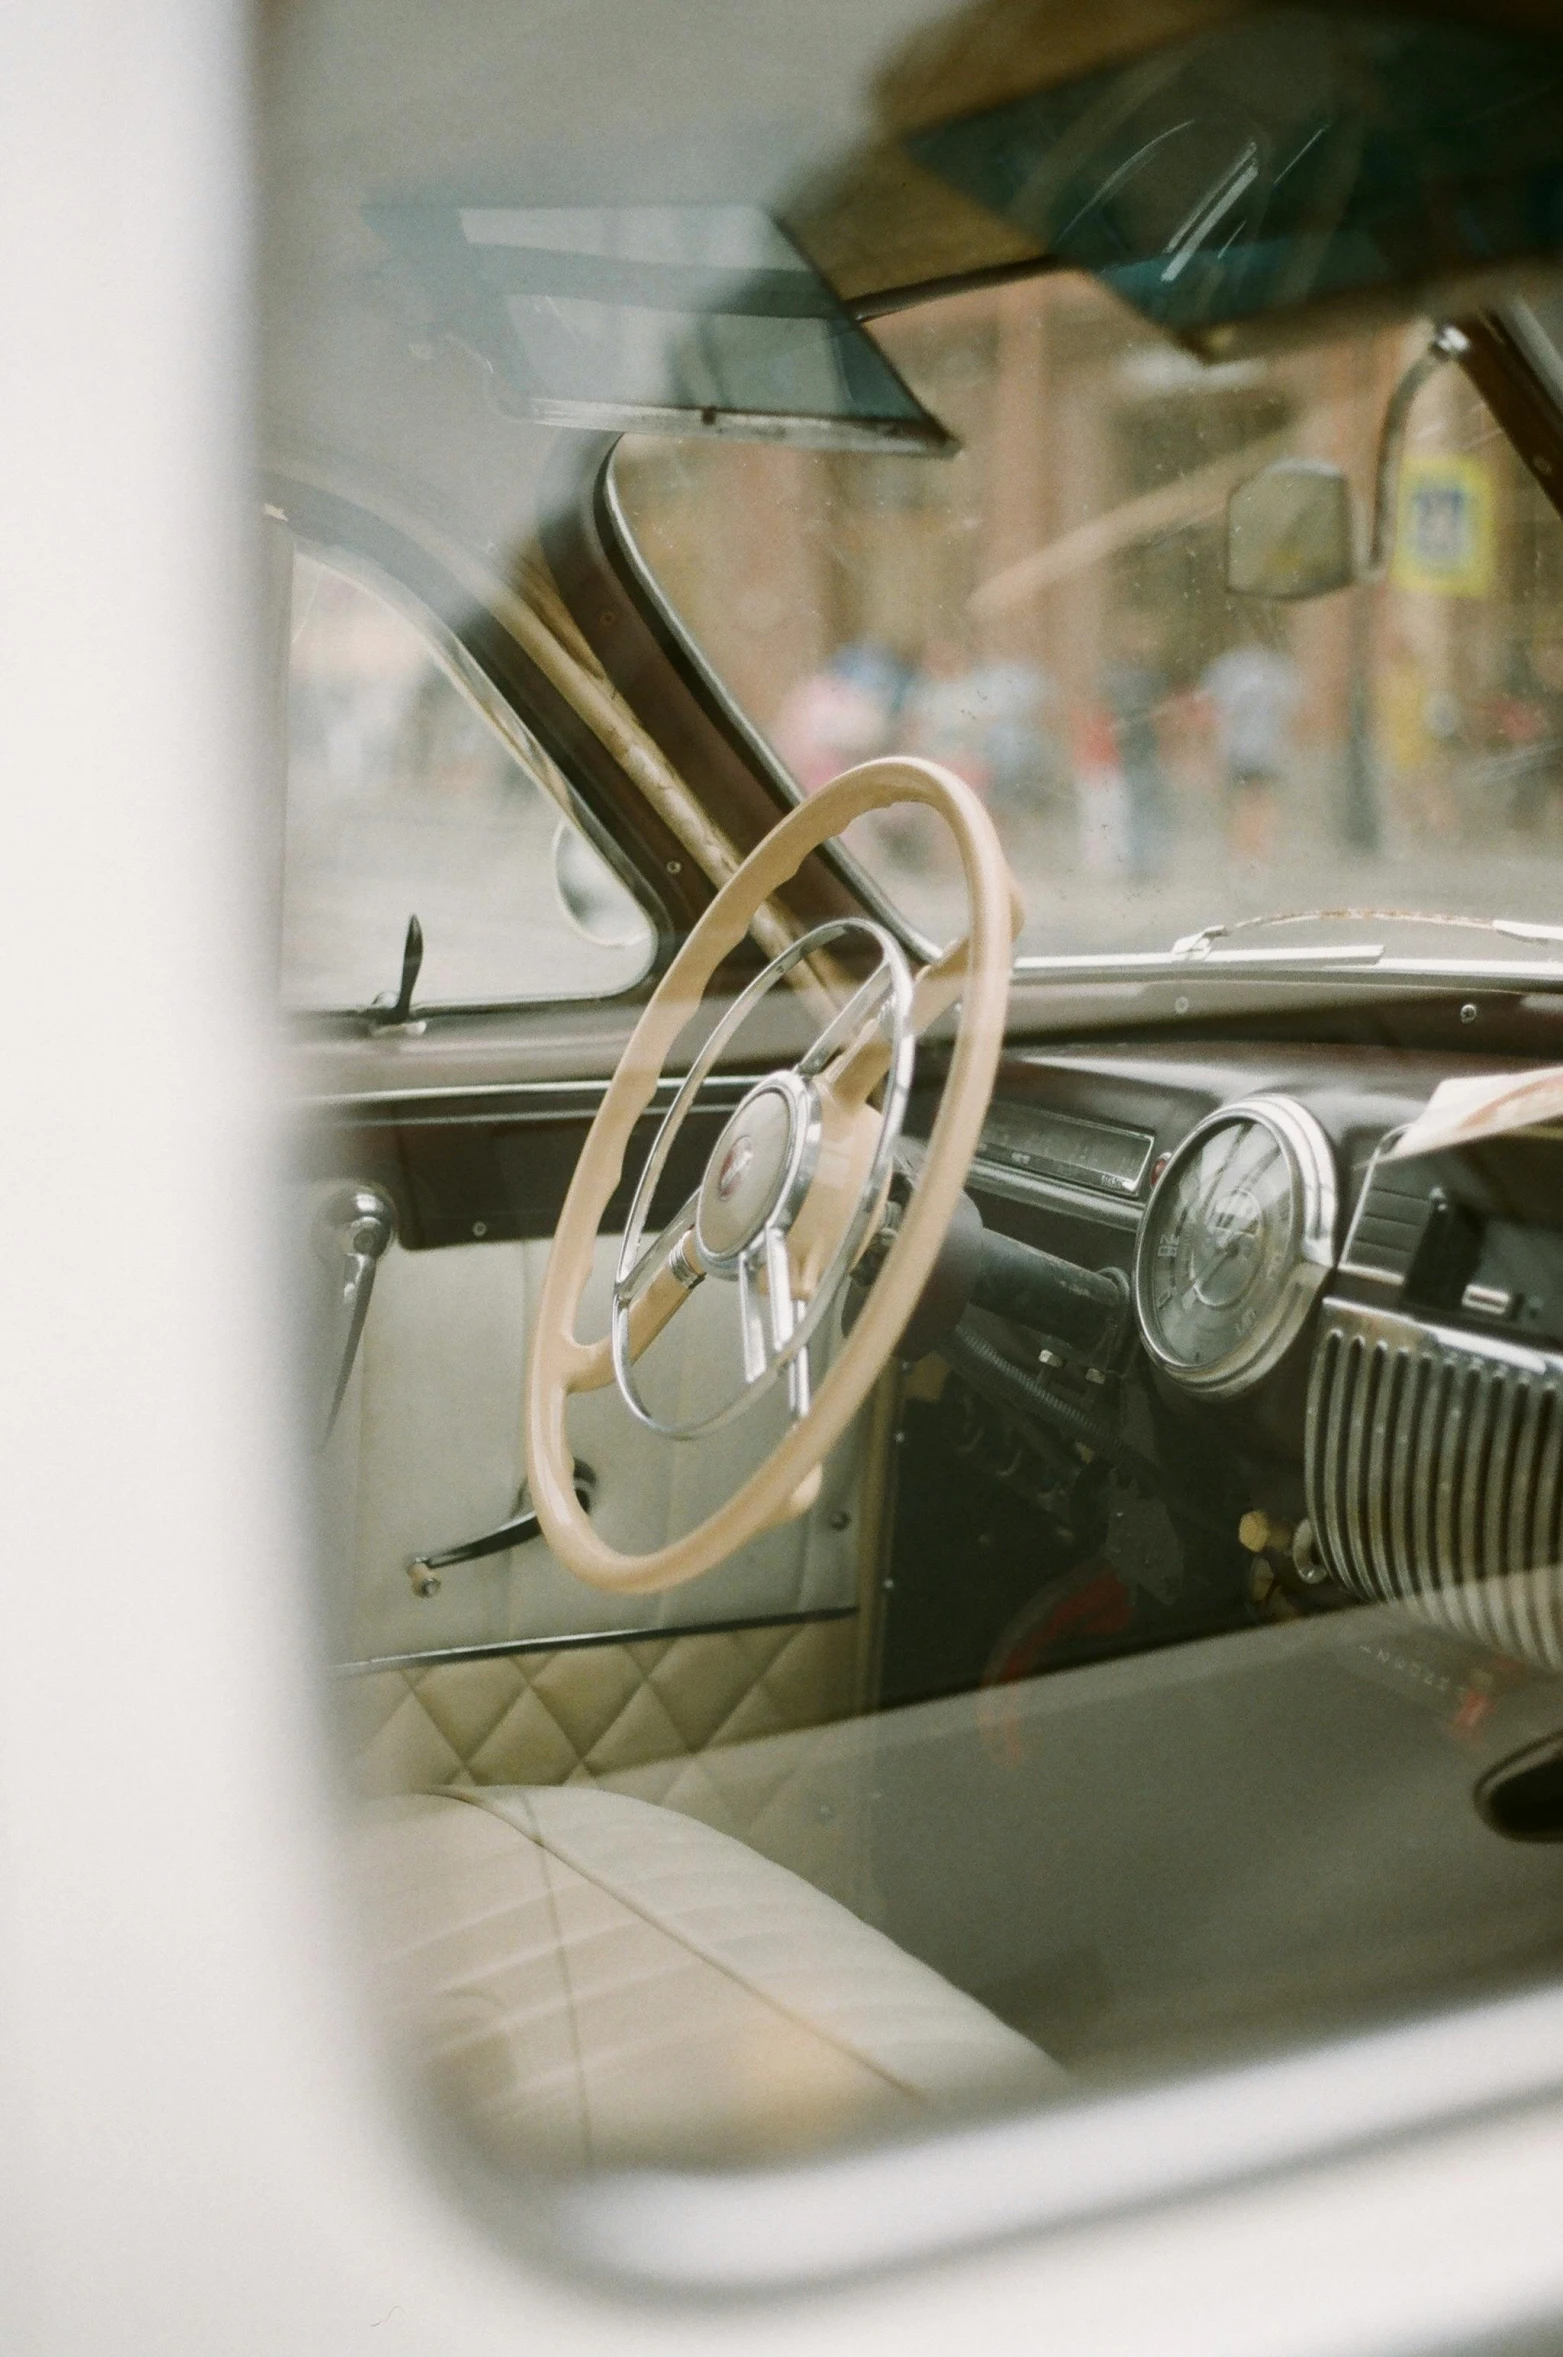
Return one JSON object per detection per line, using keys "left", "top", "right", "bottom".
{"left": 1014, "top": 949, "right": 1563, "bottom": 985}
{"left": 339, "top": 1601, "right": 857, "bottom": 1677}
{"left": 300, "top": 1071, "right": 771, "bottom": 1116}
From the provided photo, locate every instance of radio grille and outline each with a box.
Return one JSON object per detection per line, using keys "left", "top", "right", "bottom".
{"left": 1306, "top": 1302, "right": 1563, "bottom": 1671}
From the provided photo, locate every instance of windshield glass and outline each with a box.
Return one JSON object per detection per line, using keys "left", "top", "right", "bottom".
{"left": 614, "top": 274, "right": 1563, "bottom": 959}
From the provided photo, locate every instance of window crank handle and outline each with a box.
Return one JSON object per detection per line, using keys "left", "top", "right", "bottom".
{"left": 407, "top": 1464, "right": 597, "bottom": 1597}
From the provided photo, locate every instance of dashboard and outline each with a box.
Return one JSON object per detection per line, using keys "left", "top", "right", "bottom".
{"left": 953, "top": 1037, "right": 1441, "bottom": 1321}
{"left": 910, "top": 1040, "right": 1563, "bottom": 1681}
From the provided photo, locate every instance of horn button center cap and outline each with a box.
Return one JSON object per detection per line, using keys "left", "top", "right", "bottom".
{"left": 696, "top": 1078, "right": 815, "bottom": 1267}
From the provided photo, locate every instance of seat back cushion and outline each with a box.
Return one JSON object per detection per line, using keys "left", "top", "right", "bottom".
{"left": 359, "top": 1785, "right": 1063, "bottom": 2169}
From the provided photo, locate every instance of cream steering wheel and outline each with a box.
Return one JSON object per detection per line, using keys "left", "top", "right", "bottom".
{"left": 524, "top": 757, "right": 1019, "bottom": 1594}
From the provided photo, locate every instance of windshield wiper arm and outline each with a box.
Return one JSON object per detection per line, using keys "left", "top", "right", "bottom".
{"left": 1171, "top": 908, "right": 1563, "bottom": 962}
{"left": 1171, "top": 914, "right": 1384, "bottom": 963}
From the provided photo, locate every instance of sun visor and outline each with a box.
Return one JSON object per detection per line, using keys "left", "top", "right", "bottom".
{"left": 790, "top": 0, "right": 1563, "bottom": 350}
{"left": 365, "top": 203, "right": 954, "bottom": 453}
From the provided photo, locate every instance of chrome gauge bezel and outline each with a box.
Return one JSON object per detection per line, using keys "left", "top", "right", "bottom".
{"left": 1132, "top": 1093, "right": 1338, "bottom": 1398}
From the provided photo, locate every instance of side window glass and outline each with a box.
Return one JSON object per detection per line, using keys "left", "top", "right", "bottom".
{"left": 282, "top": 551, "right": 654, "bottom": 1012}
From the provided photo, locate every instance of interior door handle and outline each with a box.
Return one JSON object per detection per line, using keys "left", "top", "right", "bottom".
{"left": 407, "top": 1462, "right": 596, "bottom": 1597}
{"left": 314, "top": 1182, "right": 396, "bottom": 1446}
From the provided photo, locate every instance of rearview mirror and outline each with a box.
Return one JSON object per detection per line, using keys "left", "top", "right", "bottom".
{"left": 1225, "top": 459, "right": 1356, "bottom": 601}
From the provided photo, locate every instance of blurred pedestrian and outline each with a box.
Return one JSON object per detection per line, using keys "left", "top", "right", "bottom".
{"left": 1496, "top": 635, "right": 1563, "bottom": 834}
{"left": 1071, "top": 704, "right": 1130, "bottom": 877}
{"left": 1200, "top": 638, "right": 1301, "bottom": 868}
{"left": 966, "top": 656, "right": 1059, "bottom": 822}
{"left": 770, "top": 640, "right": 901, "bottom": 793}
{"left": 903, "top": 638, "right": 992, "bottom": 794}
{"left": 1103, "top": 610, "right": 1170, "bottom": 881}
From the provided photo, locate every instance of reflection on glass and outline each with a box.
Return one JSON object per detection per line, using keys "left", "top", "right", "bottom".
{"left": 354, "top": 1583, "right": 1563, "bottom": 2174}
{"left": 366, "top": 203, "right": 947, "bottom": 447}
{"left": 908, "top": 10, "right": 1563, "bottom": 344}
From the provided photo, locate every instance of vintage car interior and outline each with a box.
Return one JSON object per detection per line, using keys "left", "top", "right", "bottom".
{"left": 267, "top": 0, "right": 1563, "bottom": 2196}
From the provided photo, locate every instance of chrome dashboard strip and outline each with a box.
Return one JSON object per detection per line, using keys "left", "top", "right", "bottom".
{"left": 966, "top": 1157, "right": 1144, "bottom": 1230}
{"left": 306, "top": 1093, "right": 1153, "bottom": 1231}
{"left": 302, "top": 1072, "right": 769, "bottom": 1115}
{"left": 338, "top": 1602, "right": 857, "bottom": 1677}
{"left": 1013, "top": 949, "right": 1563, "bottom": 985}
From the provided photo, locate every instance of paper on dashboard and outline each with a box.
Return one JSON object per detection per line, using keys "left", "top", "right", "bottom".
{"left": 1384, "top": 1065, "right": 1563, "bottom": 1161}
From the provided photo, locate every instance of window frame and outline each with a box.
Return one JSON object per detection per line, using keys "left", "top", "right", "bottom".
{"left": 517, "top": 1968, "right": 1563, "bottom": 2298}
{"left": 270, "top": 473, "right": 697, "bottom": 1032}
{"left": 537, "top": 431, "right": 941, "bottom": 963}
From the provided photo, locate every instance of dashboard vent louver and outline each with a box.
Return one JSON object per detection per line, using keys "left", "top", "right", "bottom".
{"left": 1306, "top": 1301, "right": 1563, "bottom": 1672}
{"left": 1338, "top": 1154, "right": 1435, "bottom": 1287}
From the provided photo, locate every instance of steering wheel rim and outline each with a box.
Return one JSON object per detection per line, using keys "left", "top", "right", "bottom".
{"left": 524, "top": 756, "right": 1019, "bottom": 1595}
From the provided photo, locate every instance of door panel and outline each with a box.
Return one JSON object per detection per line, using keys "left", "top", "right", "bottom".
{"left": 345, "top": 1616, "right": 861, "bottom": 1802}
{"left": 315, "top": 1221, "right": 877, "bottom": 1793}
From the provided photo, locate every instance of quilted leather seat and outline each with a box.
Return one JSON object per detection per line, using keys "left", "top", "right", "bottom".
{"left": 360, "top": 1785, "right": 1065, "bottom": 2170}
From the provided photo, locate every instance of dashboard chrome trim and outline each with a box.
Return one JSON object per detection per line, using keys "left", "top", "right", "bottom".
{"left": 1133, "top": 1092, "right": 1338, "bottom": 1398}
{"left": 967, "top": 1156, "right": 1144, "bottom": 1231}
{"left": 338, "top": 1602, "right": 858, "bottom": 1678}
{"left": 300, "top": 1072, "right": 768, "bottom": 1116}
{"left": 975, "top": 1104, "right": 1155, "bottom": 1198}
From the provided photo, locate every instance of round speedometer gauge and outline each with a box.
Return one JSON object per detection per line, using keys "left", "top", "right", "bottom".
{"left": 1133, "top": 1095, "right": 1337, "bottom": 1397}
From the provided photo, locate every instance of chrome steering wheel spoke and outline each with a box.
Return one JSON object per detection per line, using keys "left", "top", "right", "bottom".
{"left": 734, "top": 1246, "right": 770, "bottom": 1386}
{"left": 796, "top": 959, "right": 896, "bottom": 1080}
{"left": 763, "top": 1224, "right": 812, "bottom": 1418}
{"left": 613, "top": 1187, "right": 702, "bottom": 1313}
{"left": 611, "top": 915, "right": 916, "bottom": 1441}
{"left": 733, "top": 1227, "right": 811, "bottom": 1415}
